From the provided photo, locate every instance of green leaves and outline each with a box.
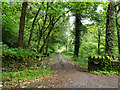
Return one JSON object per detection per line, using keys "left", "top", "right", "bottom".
{"left": 2, "top": 69, "right": 54, "bottom": 87}
{"left": 90, "top": 70, "right": 119, "bottom": 75}
{"left": 2, "top": 44, "right": 44, "bottom": 72}
{"left": 2, "top": 44, "right": 41, "bottom": 59}
{"left": 88, "top": 55, "right": 113, "bottom": 71}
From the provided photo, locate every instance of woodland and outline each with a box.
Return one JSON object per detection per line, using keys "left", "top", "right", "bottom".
{"left": 1, "top": 1, "right": 120, "bottom": 88}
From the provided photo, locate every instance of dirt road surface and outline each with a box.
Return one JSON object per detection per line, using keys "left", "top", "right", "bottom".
{"left": 28, "top": 53, "right": 119, "bottom": 88}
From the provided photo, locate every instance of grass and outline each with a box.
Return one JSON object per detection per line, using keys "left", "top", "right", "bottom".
{"left": 62, "top": 53, "right": 88, "bottom": 68}
{"left": 62, "top": 53, "right": 119, "bottom": 76}
{"left": 2, "top": 53, "right": 56, "bottom": 88}
{"left": 72, "top": 57, "right": 88, "bottom": 68}
{"left": 44, "top": 53, "right": 56, "bottom": 69}
{"left": 2, "top": 69, "right": 54, "bottom": 82}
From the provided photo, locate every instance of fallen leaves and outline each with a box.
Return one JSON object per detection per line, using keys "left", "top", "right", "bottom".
{"left": 2, "top": 75, "right": 51, "bottom": 88}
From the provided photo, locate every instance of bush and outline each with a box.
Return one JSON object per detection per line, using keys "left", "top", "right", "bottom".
{"left": 72, "top": 57, "right": 78, "bottom": 61}
{"left": 2, "top": 44, "right": 44, "bottom": 72}
{"left": 88, "top": 55, "right": 113, "bottom": 71}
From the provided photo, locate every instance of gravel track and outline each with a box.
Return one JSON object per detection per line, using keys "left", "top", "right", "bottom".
{"left": 28, "top": 53, "right": 119, "bottom": 88}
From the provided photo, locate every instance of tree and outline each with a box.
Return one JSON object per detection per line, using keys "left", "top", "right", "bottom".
{"left": 37, "top": 3, "right": 49, "bottom": 52}
{"left": 18, "top": 2, "right": 28, "bottom": 48}
{"left": 39, "top": 2, "right": 70, "bottom": 53}
{"left": 74, "top": 11, "right": 82, "bottom": 57}
{"left": 105, "top": 2, "right": 115, "bottom": 59}
{"left": 27, "top": 2, "right": 44, "bottom": 48}
{"left": 68, "top": 2, "right": 98, "bottom": 57}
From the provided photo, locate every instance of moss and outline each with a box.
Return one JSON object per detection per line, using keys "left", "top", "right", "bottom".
{"left": 88, "top": 55, "right": 113, "bottom": 71}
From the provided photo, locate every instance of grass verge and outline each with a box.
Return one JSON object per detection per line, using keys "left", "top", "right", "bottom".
{"left": 62, "top": 53, "right": 119, "bottom": 76}
{"left": 62, "top": 53, "right": 88, "bottom": 68}
{"left": 2, "top": 69, "right": 54, "bottom": 82}
{"left": 2, "top": 53, "right": 56, "bottom": 88}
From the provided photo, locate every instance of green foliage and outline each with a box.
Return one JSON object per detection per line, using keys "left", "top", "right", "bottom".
{"left": 88, "top": 55, "right": 113, "bottom": 71}
{"left": 90, "top": 70, "right": 119, "bottom": 75}
{"left": 72, "top": 57, "right": 78, "bottom": 61}
{"left": 73, "top": 58, "right": 88, "bottom": 68}
{"left": 2, "top": 53, "right": 56, "bottom": 88}
{"left": 2, "top": 2, "right": 120, "bottom": 78}
{"left": 2, "top": 2, "right": 21, "bottom": 47}
{"left": 2, "top": 44, "right": 44, "bottom": 72}
{"left": 62, "top": 53, "right": 88, "bottom": 68}
{"left": 62, "top": 53, "right": 72, "bottom": 61}
{"left": 2, "top": 69, "right": 54, "bottom": 82}
{"left": 2, "top": 44, "right": 41, "bottom": 60}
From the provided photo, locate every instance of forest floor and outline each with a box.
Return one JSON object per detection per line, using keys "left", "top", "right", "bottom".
{"left": 27, "top": 53, "right": 119, "bottom": 88}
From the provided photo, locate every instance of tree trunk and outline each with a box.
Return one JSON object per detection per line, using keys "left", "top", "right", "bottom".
{"left": 66, "top": 45, "right": 67, "bottom": 53}
{"left": 98, "top": 26, "right": 101, "bottom": 55}
{"left": 37, "top": 4, "right": 48, "bottom": 52}
{"left": 18, "top": 2, "right": 28, "bottom": 48}
{"left": 46, "top": 33, "right": 53, "bottom": 53}
{"left": 37, "top": 37, "right": 41, "bottom": 52}
{"left": 28, "top": 3, "right": 43, "bottom": 48}
{"left": 74, "top": 11, "right": 82, "bottom": 57}
{"left": 37, "top": 23, "right": 42, "bottom": 52}
{"left": 40, "top": 27, "right": 53, "bottom": 53}
{"left": 46, "top": 37, "right": 50, "bottom": 54}
{"left": 39, "top": 14, "right": 61, "bottom": 53}
{"left": 105, "top": 2, "right": 115, "bottom": 59}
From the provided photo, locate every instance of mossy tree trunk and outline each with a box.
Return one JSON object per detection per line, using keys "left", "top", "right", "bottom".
{"left": 74, "top": 11, "right": 82, "bottom": 57}
{"left": 105, "top": 2, "right": 115, "bottom": 59}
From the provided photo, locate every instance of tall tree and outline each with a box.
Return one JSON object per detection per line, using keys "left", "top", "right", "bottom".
{"left": 74, "top": 11, "right": 82, "bottom": 57}
{"left": 39, "top": 17, "right": 54, "bottom": 53}
{"left": 37, "top": 3, "right": 49, "bottom": 52}
{"left": 18, "top": 2, "right": 28, "bottom": 48}
{"left": 69, "top": 2, "right": 97, "bottom": 57}
{"left": 27, "top": 2, "right": 44, "bottom": 48}
{"left": 105, "top": 2, "right": 115, "bottom": 59}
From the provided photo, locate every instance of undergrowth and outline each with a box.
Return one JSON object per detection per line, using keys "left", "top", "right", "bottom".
{"left": 90, "top": 70, "right": 119, "bottom": 75}
{"left": 2, "top": 53, "right": 56, "bottom": 88}
{"left": 62, "top": 53, "right": 88, "bottom": 68}
{"left": 62, "top": 53, "right": 119, "bottom": 76}
{"left": 2, "top": 69, "right": 54, "bottom": 82}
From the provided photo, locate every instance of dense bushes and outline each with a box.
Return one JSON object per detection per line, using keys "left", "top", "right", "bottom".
{"left": 2, "top": 44, "right": 46, "bottom": 72}
{"left": 88, "top": 55, "right": 120, "bottom": 72}
{"left": 88, "top": 55, "right": 113, "bottom": 71}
